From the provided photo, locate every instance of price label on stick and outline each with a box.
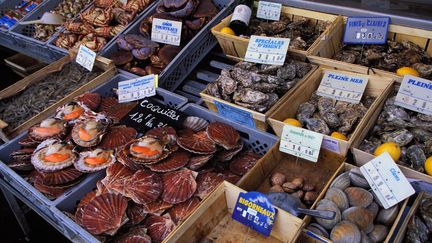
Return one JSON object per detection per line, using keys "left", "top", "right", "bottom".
{"left": 394, "top": 75, "right": 432, "bottom": 116}
{"left": 360, "top": 153, "right": 415, "bottom": 209}
{"left": 151, "top": 18, "right": 182, "bottom": 46}
{"left": 279, "top": 125, "right": 323, "bottom": 162}
{"left": 76, "top": 45, "right": 96, "bottom": 72}
{"left": 118, "top": 74, "right": 158, "bottom": 103}
{"left": 256, "top": 1, "right": 282, "bottom": 21}
{"left": 316, "top": 70, "right": 369, "bottom": 104}
{"left": 343, "top": 16, "right": 390, "bottom": 44}
{"left": 245, "top": 36, "right": 290, "bottom": 65}
{"left": 214, "top": 101, "right": 256, "bottom": 128}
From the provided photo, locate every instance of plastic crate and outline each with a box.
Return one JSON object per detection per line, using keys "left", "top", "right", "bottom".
{"left": 0, "top": 0, "right": 45, "bottom": 32}
{"left": 102, "top": 0, "right": 236, "bottom": 92}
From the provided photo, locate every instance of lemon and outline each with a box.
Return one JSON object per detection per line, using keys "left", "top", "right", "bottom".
{"left": 220, "top": 27, "right": 236, "bottom": 35}
{"left": 331, "top": 132, "right": 348, "bottom": 141}
{"left": 425, "top": 157, "right": 432, "bottom": 176}
{"left": 396, "top": 67, "right": 419, "bottom": 77}
{"left": 374, "top": 142, "right": 401, "bottom": 161}
{"left": 283, "top": 118, "right": 302, "bottom": 127}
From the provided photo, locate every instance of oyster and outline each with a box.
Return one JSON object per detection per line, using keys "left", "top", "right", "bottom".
{"left": 407, "top": 144, "right": 426, "bottom": 172}
{"left": 381, "top": 129, "right": 414, "bottom": 147}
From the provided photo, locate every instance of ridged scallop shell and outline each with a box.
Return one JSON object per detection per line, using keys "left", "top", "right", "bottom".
{"left": 376, "top": 205, "right": 399, "bottom": 226}
{"left": 125, "top": 170, "right": 163, "bottom": 205}
{"left": 342, "top": 206, "right": 374, "bottom": 231}
{"left": 10, "top": 148, "right": 34, "bottom": 161}
{"left": 206, "top": 122, "right": 240, "bottom": 150}
{"left": 31, "top": 139, "right": 77, "bottom": 172}
{"left": 195, "top": 172, "right": 224, "bottom": 200}
{"left": 183, "top": 116, "right": 209, "bottom": 132}
{"left": 344, "top": 187, "right": 373, "bottom": 207}
{"left": 28, "top": 118, "right": 68, "bottom": 143}
{"left": 101, "top": 163, "right": 135, "bottom": 195}
{"left": 330, "top": 171, "right": 351, "bottom": 190}
{"left": 123, "top": 137, "right": 173, "bottom": 165}
{"left": 107, "top": 103, "right": 137, "bottom": 121}
{"left": 315, "top": 199, "right": 341, "bottom": 230}
{"left": 187, "top": 154, "right": 213, "bottom": 170}
{"left": 39, "top": 167, "right": 83, "bottom": 186}
{"left": 330, "top": 221, "right": 361, "bottom": 243}
{"left": 115, "top": 226, "right": 151, "bottom": 243}
{"left": 98, "top": 97, "right": 118, "bottom": 112}
{"left": 216, "top": 140, "right": 244, "bottom": 162}
{"left": 99, "top": 126, "right": 137, "bottom": 149}
{"left": 368, "top": 224, "right": 388, "bottom": 242}
{"left": 146, "top": 150, "right": 190, "bottom": 172}
{"left": 81, "top": 193, "right": 128, "bottom": 235}
{"left": 71, "top": 119, "right": 109, "bottom": 147}
{"left": 34, "top": 176, "right": 68, "bottom": 199}
{"left": 145, "top": 127, "right": 177, "bottom": 146}
{"left": 168, "top": 197, "right": 200, "bottom": 224}
{"left": 75, "top": 190, "right": 98, "bottom": 226}
{"left": 145, "top": 214, "right": 176, "bottom": 243}
{"left": 222, "top": 170, "right": 241, "bottom": 184}
{"left": 162, "top": 169, "right": 197, "bottom": 204}
{"left": 177, "top": 130, "right": 217, "bottom": 154}
{"left": 229, "top": 150, "right": 260, "bottom": 176}
{"left": 324, "top": 187, "right": 349, "bottom": 212}
{"left": 126, "top": 203, "right": 148, "bottom": 226}
{"left": 142, "top": 200, "right": 173, "bottom": 215}
{"left": 18, "top": 135, "right": 39, "bottom": 147}
{"left": 349, "top": 168, "right": 370, "bottom": 189}
{"left": 307, "top": 223, "right": 329, "bottom": 238}
{"left": 117, "top": 148, "right": 147, "bottom": 171}
{"left": 8, "top": 159, "right": 34, "bottom": 171}
{"left": 74, "top": 149, "right": 116, "bottom": 173}
{"left": 76, "top": 93, "right": 101, "bottom": 111}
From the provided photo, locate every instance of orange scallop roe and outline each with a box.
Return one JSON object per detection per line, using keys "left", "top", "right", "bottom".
{"left": 131, "top": 145, "right": 161, "bottom": 156}
{"left": 85, "top": 156, "right": 108, "bottom": 165}
{"left": 64, "top": 107, "right": 84, "bottom": 120}
{"left": 44, "top": 153, "right": 70, "bottom": 163}
{"left": 33, "top": 126, "right": 61, "bottom": 137}
{"left": 78, "top": 127, "right": 94, "bottom": 141}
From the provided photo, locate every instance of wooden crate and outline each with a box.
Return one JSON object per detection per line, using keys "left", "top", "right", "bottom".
{"left": 308, "top": 19, "right": 432, "bottom": 80}
{"left": 267, "top": 67, "right": 394, "bottom": 156}
{"left": 301, "top": 163, "right": 409, "bottom": 243}
{"left": 200, "top": 64, "right": 318, "bottom": 131}
{"left": 0, "top": 51, "right": 116, "bottom": 138}
{"left": 211, "top": 5, "right": 343, "bottom": 60}
{"left": 351, "top": 82, "right": 432, "bottom": 183}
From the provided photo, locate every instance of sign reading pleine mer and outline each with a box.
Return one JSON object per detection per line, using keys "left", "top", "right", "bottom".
{"left": 394, "top": 75, "right": 432, "bottom": 116}
{"left": 360, "top": 153, "right": 415, "bottom": 209}
{"left": 245, "top": 35, "right": 290, "bottom": 65}
{"left": 316, "top": 70, "right": 369, "bottom": 104}
{"left": 151, "top": 18, "right": 182, "bottom": 46}
{"left": 76, "top": 45, "right": 96, "bottom": 72}
{"left": 117, "top": 74, "right": 158, "bottom": 103}
{"left": 343, "top": 16, "right": 390, "bottom": 44}
{"left": 279, "top": 125, "right": 323, "bottom": 162}
{"left": 256, "top": 1, "right": 282, "bottom": 21}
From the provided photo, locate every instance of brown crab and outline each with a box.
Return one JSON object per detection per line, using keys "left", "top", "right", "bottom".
{"left": 55, "top": 33, "right": 79, "bottom": 49}
{"left": 64, "top": 21, "right": 95, "bottom": 35}
{"left": 75, "top": 33, "right": 108, "bottom": 52}
{"left": 81, "top": 6, "right": 114, "bottom": 27}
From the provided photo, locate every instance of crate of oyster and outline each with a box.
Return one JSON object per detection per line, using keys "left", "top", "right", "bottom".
{"left": 302, "top": 162, "right": 408, "bottom": 243}
{"left": 267, "top": 67, "right": 394, "bottom": 157}
{"left": 42, "top": 103, "right": 278, "bottom": 242}
{"left": 47, "top": 0, "right": 158, "bottom": 60}
{"left": 211, "top": 4, "right": 343, "bottom": 61}
{"left": 0, "top": 72, "right": 189, "bottom": 241}
{"left": 351, "top": 82, "right": 432, "bottom": 184}
{"left": 200, "top": 57, "right": 318, "bottom": 131}
{"left": 308, "top": 18, "right": 432, "bottom": 80}
{"left": 102, "top": 0, "right": 235, "bottom": 91}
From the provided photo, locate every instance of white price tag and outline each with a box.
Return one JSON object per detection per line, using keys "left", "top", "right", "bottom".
{"left": 76, "top": 45, "right": 96, "bottom": 72}
{"left": 245, "top": 36, "right": 290, "bottom": 65}
{"left": 394, "top": 75, "right": 432, "bottom": 116}
{"left": 151, "top": 18, "right": 182, "bottom": 46}
{"left": 316, "top": 70, "right": 369, "bottom": 104}
{"left": 256, "top": 1, "right": 281, "bottom": 21}
{"left": 117, "top": 74, "right": 158, "bottom": 103}
{"left": 360, "top": 153, "right": 415, "bottom": 209}
{"left": 279, "top": 125, "right": 323, "bottom": 162}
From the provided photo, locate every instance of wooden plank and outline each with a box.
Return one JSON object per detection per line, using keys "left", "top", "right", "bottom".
{"left": 394, "top": 33, "right": 428, "bottom": 49}
{"left": 392, "top": 192, "right": 424, "bottom": 243}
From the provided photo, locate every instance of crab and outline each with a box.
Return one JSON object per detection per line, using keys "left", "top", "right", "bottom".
{"left": 80, "top": 6, "right": 114, "bottom": 27}
{"left": 113, "top": 7, "right": 136, "bottom": 25}
{"left": 54, "top": 33, "right": 79, "bottom": 49}
{"left": 74, "top": 33, "right": 108, "bottom": 52}
{"left": 64, "top": 21, "right": 95, "bottom": 35}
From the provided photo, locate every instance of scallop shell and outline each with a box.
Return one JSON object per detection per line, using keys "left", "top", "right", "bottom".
{"left": 162, "top": 169, "right": 197, "bottom": 204}
{"left": 28, "top": 118, "right": 67, "bottom": 142}
{"left": 107, "top": 103, "right": 137, "bottom": 121}
{"left": 330, "top": 171, "right": 351, "bottom": 190}
{"left": 349, "top": 168, "right": 370, "bottom": 189}
{"left": 81, "top": 193, "right": 128, "bottom": 235}
{"left": 8, "top": 159, "right": 34, "bottom": 171}
{"left": 98, "top": 97, "right": 118, "bottom": 112}
{"left": 115, "top": 226, "right": 151, "bottom": 243}
{"left": 125, "top": 170, "right": 163, "bottom": 205}
{"left": 168, "top": 197, "right": 200, "bottom": 224}
{"left": 117, "top": 148, "right": 147, "bottom": 171}
{"left": 146, "top": 150, "right": 190, "bottom": 172}
{"left": 222, "top": 170, "right": 241, "bottom": 184}
{"left": 229, "top": 150, "right": 260, "bottom": 176}
{"left": 74, "top": 149, "right": 116, "bottom": 173}
{"left": 216, "top": 139, "right": 244, "bottom": 162}
{"left": 126, "top": 203, "right": 148, "bottom": 226}
{"left": 376, "top": 205, "right": 399, "bottom": 226}
{"left": 330, "top": 220, "right": 361, "bottom": 243}
{"left": 142, "top": 200, "right": 173, "bottom": 215}
{"left": 34, "top": 176, "right": 68, "bottom": 199}
{"left": 307, "top": 223, "right": 329, "bottom": 238}
{"left": 177, "top": 130, "right": 217, "bottom": 154}
{"left": 344, "top": 187, "right": 373, "bottom": 207}
{"left": 10, "top": 148, "right": 34, "bottom": 161}
{"left": 124, "top": 137, "right": 173, "bottom": 165}
{"left": 187, "top": 154, "right": 213, "bottom": 170}
{"left": 206, "top": 122, "right": 240, "bottom": 150}
{"left": 31, "top": 139, "right": 77, "bottom": 172}
{"left": 145, "top": 127, "right": 177, "bottom": 146}
{"left": 342, "top": 206, "right": 374, "bottom": 231}
{"left": 145, "top": 214, "right": 176, "bottom": 243}
{"left": 182, "top": 116, "right": 209, "bottom": 132}
{"left": 71, "top": 119, "right": 109, "bottom": 147}
{"left": 99, "top": 126, "right": 137, "bottom": 149}
{"left": 39, "top": 167, "right": 83, "bottom": 186}
{"left": 76, "top": 93, "right": 101, "bottom": 111}
{"left": 368, "top": 224, "right": 388, "bottom": 242}
{"left": 315, "top": 199, "right": 341, "bottom": 230}
{"left": 195, "top": 172, "right": 225, "bottom": 200}
{"left": 18, "top": 135, "right": 39, "bottom": 147}
{"left": 324, "top": 187, "right": 349, "bottom": 212}
{"left": 75, "top": 190, "right": 98, "bottom": 226}
{"left": 101, "top": 163, "right": 135, "bottom": 195}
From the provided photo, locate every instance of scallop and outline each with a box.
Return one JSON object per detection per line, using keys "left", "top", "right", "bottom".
{"left": 183, "top": 116, "right": 209, "bottom": 132}
{"left": 342, "top": 207, "right": 374, "bottom": 231}
{"left": 325, "top": 187, "right": 349, "bottom": 211}
{"left": 376, "top": 205, "right": 399, "bottom": 226}
{"left": 344, "top": 187, "right": 373, "bottom": 207}
{"left": 330, "top": 171, "right": 351, "bottom": 190}
{"left": 330, "top": 221, "right": 361, "bottom": 243}
{"left": 349, "top": 168, "right": 370, "bottom": 189}
{"left": 368, "top": 224, "right": 388, "bottom": 242}
{"left": 315, "top": 199, "right": 341, "bottom": 230}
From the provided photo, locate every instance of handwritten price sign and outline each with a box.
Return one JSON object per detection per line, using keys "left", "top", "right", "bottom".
{"left": 245, "top": 36, "right": 290, "bottom": 65}
{"left": 279, "top": 125, "right": 323, "bottom": 162}
{"left": 256, "top": 1, "right": 281, "bottom": 21}
{"left": 151, "top": 18, "right": 182, "bottom": 46}
{"left": 76, "top": 45, "right": 96, "bottom": 71}
{"left": 395, "top": 75, "right": 432, "bottom": 115}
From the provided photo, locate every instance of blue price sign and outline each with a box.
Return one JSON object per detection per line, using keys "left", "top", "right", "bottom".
{"left": 343, "top": 17, "right": 390, "bottom": 44}
{"left": 214, "top": 100, "right": 256, "bottom": 128}
{"left": 232, "top": 191, "right": 277, "bottom": 237}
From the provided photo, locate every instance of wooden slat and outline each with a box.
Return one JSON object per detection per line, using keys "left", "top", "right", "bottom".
{"left": 394, "top": 33, "right": 428, "bottom": 49}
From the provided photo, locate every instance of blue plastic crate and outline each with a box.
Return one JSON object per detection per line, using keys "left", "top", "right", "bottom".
{"left": 0, "top": 0, "right": 45, "bottom": 32}
{"left": 101, "top": 0, "right": 236, "bottom": 92}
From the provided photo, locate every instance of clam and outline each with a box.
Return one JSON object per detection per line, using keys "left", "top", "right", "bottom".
{"left": 330, "top": 220, "right": 361, "bottom": 243}
{"left": 324, "top": 187, "right": 349, "bottom": 211}
{"left": 360, "top": 231, "right": 373, "bottom": 243}
{"left": 349, "top": 168, "right": 370, "bottom": 189}
{"left": 330, "top": 171, "right": 350, "bottom": 190}
{"left": 364, "top": 223, "right": 374, "bottom": 234}
{"left": 270, "top": 172, "right": 287, "bottom": 186}
{"left": 376, "top": 205, "right": 399, "bottom": 226}
{"left": 342, "top": 207, "right": 374, "bottom": 231}
{"left": 367, "top": 224, "right": 388, "bottom": 242}
{"left": 307, "top": 223, "right": 329, "bottom": 238}
{"left": 367, "top": 202, "right": 379, "bottom": 220}
{"left": 344, "top": 187, "right": 373, "bottom": 207}
{"left": 315, "top": 199, "right": 341, "bottom": 230}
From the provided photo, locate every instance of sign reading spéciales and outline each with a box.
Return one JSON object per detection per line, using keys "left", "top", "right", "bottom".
{"left": 245, "top": 35, "right": 290, "bottom": 65}
{"left": 118, "top": 74, "right": 158, "bottom": 103}
{"left": 151, "top": 18, "right": 182, "bottom": 46}
{"left": 343, "top": 17, "right": 390, "bottom": 44}
{"left": 76, "top": 45, "right": 96, "bottom": 72}
{"left": 256, "top": 1, "right": 282, "bottom": 21}
{"left": 316, "top": 70, "right": 369, "bottom": 104}
{"left": 279, "top": 125, "right": 323, "bottom": 162}
{"left": 394, "top": 75, "right": 432, "bottom": 116}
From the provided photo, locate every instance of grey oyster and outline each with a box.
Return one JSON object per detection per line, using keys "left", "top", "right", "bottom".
{"left": 297, "top": 102, "right": 316, "bottom": 125}
{"left": 407, "top": 145, "right": 426, "bottom": 172}
{"left": 305, "top": 118, "right": 330, "bottom": 135}
{"left": 381, "top": 129, "right": 414, "bottom": 147}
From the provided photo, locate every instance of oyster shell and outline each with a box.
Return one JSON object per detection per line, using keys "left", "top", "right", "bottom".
{"left": 407, "top": 145, "right": 426, "bottom": 171}
{"left": 381, "top": 129, "right": 414, "bottom": 147}
{"left": 406, "top": 216, "right": 429, "bottom": 243}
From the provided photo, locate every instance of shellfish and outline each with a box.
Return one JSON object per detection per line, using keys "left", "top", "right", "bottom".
{"left": 168, "top": 197, "right": 200, "bottom": 224}
{"left": 177, "top": 130, "right": 217, "bottom": 154}
{"left": 206, "top": 122, "right": 240, "bottom": 150}
{"left": 71, "top": 117, "right": 110, "bottom": 147}
{"left": 144, "top": 214, "right": 176, "bottom": 242}
{"left": 75, "top": 148, "right": 116, "bottom": 173}
{"left": 195, "top": 172, "right": 225, "bottom": 199}
{"left": 229, "top": 150, "right": 260, "bottom": 176}
{"left": 146, "top": 150, "right": 190, "bottom": 172}
{"left": 162, "top": 169, "right": 197, "bottom": 204}
{"left": 98, "top": 125, "right": 137, "bottom": 149}
{"left": 31, "top": 139, "right": 77, "bottom": 172}
{"left": 28, "top": 118, "right": 67, "bottom": 142}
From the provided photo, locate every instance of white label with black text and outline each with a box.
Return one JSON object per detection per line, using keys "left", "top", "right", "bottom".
{"left": 394, "top": 75, "right": 432, "bottom": 116}
{"left": 76, "top": 45, "right": 96, "bottom": 72}
{"left": 151, "top": 18, "right": 182, "bottom": 46}
{"left": 279, "top": 125, "right": 323, "bottom": 162}
{"left": 245, "top": 36, "right": 290, "bottom": 65}
{"left": 231, "top": 5, "right": 252, "bottom": 25}
{"left": 256, "top": 1, "right": 281, "bottom": 21}
{"left": 118, "top": 74, "right": 158, "bottom": 103}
